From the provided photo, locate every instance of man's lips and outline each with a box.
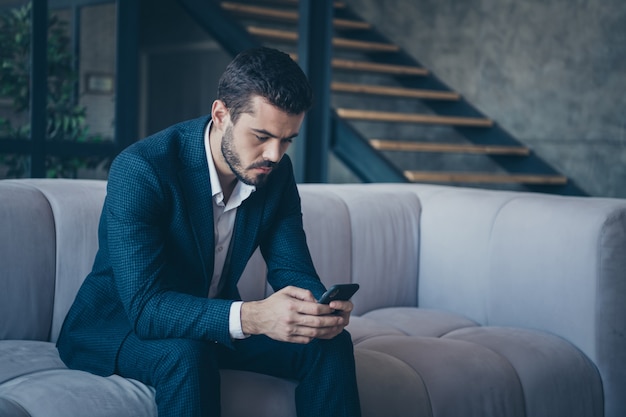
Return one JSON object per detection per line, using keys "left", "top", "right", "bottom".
{"left": 249, "top": 161, "right": 276, "bottom": 174}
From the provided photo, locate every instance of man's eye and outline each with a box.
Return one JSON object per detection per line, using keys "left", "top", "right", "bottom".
{"left": 256, "top": 135, "right": 269, "bottom": 142}
{"left": 283, "top": 138, "right": 294, "bottom": 144}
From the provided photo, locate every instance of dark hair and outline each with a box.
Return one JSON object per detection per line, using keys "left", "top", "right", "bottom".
{"left": 217, "top": 47, "right": 313, "bottom": 123}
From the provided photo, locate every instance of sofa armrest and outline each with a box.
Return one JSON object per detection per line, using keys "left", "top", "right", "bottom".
{"left": 412, "top": 185, "right": 626, "bottom": 417}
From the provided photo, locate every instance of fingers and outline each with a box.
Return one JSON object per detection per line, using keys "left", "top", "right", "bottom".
{"left": 278, "top": 285, "right": 317, "bottom": 303}
{"left": 328, "top": 300, "right": 354, "bottom": 314}
{"left": 259, "top": 311, "right": 344, "bottom": 344}
{"left": 280, "top": 302, "right": 348, "bottom": 342}
{"left": 240, "top": 287, "right": 353, "bottom": 344}
{"left": 283, "top": 320, "right": 346, "bottom": 343}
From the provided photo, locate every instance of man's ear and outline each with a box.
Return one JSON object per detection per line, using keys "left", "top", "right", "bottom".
{"left": 211, "top": 100, "right": 230, "bottom": 129}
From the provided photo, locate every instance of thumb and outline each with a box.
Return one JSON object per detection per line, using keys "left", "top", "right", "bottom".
{"left": 278, "top": 286, "right": 317, "bottom": 303}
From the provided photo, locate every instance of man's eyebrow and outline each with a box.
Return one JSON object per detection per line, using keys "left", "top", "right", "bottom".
{"left": 252, "top": 128, "right": 299, "bottom": 140}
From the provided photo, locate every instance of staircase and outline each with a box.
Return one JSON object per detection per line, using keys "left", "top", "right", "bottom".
{"left": 179, "top": 0, "right": 586, "bottom": 195}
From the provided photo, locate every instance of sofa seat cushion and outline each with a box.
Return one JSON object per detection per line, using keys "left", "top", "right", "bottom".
{"left": 0, "top": 315, "right": 603, "bottom": 417}
{"left": 445, "top": 327, "right": 604, "bottom": 417}
{"left": 352, "top": 348, "right": 431, "bottom": 417}
{"left": 358, "top": 334, "right": 527, "bottom": 417}
{"left": 345, "top": 316, "right": 406, "bottom": 344}
{"left": 0, "top": 341, "right": 156, "bottom": 417}
{"left": 0, "top": 397, "right": 29, "bottom": 417}
{"left": 347, "top": 307, "right": 479, "bottom": 345}
{"left": 354, "top": 325, "right": 603, "bottom": 417}
{"left": 0, "top": 339, "right": 436, "bottom": 417}
{"left": 358, "top": 307, "right": 479, "bottom": 336}
{"left": 0, "top": 341, "right": 432, "bottom": 417}
{"left": 0, "top": 341, "right": 66, "bottom": 385}
{"left": 0, "top": 369, "right": 156, "bottom": 417}
{"left": 0, "top": 341, "right": 298, "bottom": 417}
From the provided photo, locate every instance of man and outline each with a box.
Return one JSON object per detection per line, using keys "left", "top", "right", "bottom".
{"left": 57, "top": 47, "right": 361, "bottom": 417}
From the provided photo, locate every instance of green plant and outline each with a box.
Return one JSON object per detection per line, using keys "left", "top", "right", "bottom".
{"left": 0, "top": 2, "right": 103, "bottom": 178}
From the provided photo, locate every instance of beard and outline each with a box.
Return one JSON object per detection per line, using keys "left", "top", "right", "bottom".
{"left": 221, "top": 124, "right": 275, "bottom": 187}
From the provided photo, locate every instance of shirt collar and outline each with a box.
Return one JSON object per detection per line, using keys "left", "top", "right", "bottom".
{"left": 204, "top": 120, "right": 256, "bottom": 209}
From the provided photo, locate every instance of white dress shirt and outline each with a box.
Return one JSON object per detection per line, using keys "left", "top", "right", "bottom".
{"left": 204, "top": 121, "right": 256, "bottom": 339}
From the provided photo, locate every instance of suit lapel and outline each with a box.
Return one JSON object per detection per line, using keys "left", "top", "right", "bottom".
{"left": 177, "top": 116, "right": 215, "bottom": 293}
{"left": 179, "top": 166, "right": 214, "bottom": 291}
{"left": 221, "top": 187, "right": 266, "bottom": 298}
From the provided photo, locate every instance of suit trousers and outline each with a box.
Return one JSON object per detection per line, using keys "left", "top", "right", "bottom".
{"left": 115, "top": 330, "right": 361, "bottom": 417}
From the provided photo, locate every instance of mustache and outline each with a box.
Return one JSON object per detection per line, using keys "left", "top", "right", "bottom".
{"left": 248, "top": 160, "right": 277, "bottom": 170}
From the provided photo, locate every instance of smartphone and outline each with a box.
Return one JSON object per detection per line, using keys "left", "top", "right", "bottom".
{"left": 317, "top": 283, "right": 360, "bottom": 304}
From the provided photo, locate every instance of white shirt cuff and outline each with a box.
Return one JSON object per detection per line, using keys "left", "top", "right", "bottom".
{"left": 229, "top": 301, "right": 247, "bottom": 339}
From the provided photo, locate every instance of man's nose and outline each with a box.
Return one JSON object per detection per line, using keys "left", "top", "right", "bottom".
{"left": 262, "top": 139, "right": 283, "bottom": 162}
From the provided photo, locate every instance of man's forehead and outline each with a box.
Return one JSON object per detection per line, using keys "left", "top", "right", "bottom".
{"left": 235, "top": 97, "right": 305, "bottom": 138}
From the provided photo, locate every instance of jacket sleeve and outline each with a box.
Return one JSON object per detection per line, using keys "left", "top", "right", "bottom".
{"left": 259, "top": 159, "right": 327, "bottom": 300}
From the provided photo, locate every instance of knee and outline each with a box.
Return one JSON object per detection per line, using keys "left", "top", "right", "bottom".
{"left": 326, "top": 330, "right": 354, "bottom": 354}
{"left": 310, "top": 330, "right": 355, "bottom": 363}
{"left": 336, "top": 329, "right": 353, "bottom": 346}
{"left": 153, "top": 339, "right": 217, "bottom": 382}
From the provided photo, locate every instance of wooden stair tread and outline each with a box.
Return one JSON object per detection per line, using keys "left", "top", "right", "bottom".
{"left": 327, "top": 18, "right": 370, "bottom": 31}
{"left": 404, "top": 171, "right": 568, "bottom": 185}
{"left": 333, "top": 37, "right": 398, "bottom": 52}
{"left": 289, "top": 54, "right": 428, "bottom": 76}
{"left": 337, "top": 108, "right": 493, "bottom": 127}
{"left": 331, "top": 58, "right": 428, "bottom": 76}
{"left": 332, "top": 82, "right": 459, "bottom": 100}
{"left": 244, "top": 0, "right": 346, "bottom": 7}
{"left": 222, "top": 2, "right": 370, "bottom": 29}
{"left": 370, "top": 139, "right": 530, "bottom": 155}
{"left": 247, "top": 26, "right": 399, "bottom": 52}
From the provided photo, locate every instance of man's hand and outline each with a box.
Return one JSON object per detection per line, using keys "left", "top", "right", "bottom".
{"left": 240, "top": 286, "right": 353, "bottom": 344}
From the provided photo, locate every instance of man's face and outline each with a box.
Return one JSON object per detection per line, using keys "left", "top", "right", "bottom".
{"left": 220, "top": 96, "right": 304, "bottom": 187}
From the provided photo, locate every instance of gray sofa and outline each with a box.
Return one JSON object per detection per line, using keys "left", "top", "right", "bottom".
{"left": 1, "top": 178, "right": 625, "bottom": 417}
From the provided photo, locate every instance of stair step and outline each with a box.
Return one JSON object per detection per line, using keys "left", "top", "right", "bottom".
{"left": 222, "top": 2, "right": 370, "bottom": 29}
{"left": 247, "top": 26, "right": 399, "bottom": 52}
{"left": 252, "top": 0, "right": 347, "bottom": 7}
{"left": 290, "top": 54, "right": 428, "bottom": 76}
{"left": 404, "top": 171, "right": 568, "bottom": 185}
{"left": 370, "top": 139, "right": 530, "bottom": 155}
{"left": 331, "top": 58, "right": 428, "bottom": 76}
{"left": 332, "top": 82, "right": 459, "bottom": 100}
{"left": 337, "top": 108, "right": 494, "bottom": 127}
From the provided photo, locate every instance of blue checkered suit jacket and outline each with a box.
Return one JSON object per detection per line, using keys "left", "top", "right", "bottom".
{"left": 56, "top": 115, "right": 326, "bottom": 377}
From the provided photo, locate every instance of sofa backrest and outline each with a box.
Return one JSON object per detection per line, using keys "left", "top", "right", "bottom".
{"left": 0, "top": 182, "right": 57, "bottom": 341}
{"left": 0, "top": 179, "right": 105, "bottom": 342}
{"left": 0, "top": 180, "right": 422, "bottom": 342}
{"left": 235, "top": 184, "right": 423, "bottom": 315}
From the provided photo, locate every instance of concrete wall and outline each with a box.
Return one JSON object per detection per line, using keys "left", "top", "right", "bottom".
{"left": 345, "top": 0, "right": 626, "bottom": 197}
